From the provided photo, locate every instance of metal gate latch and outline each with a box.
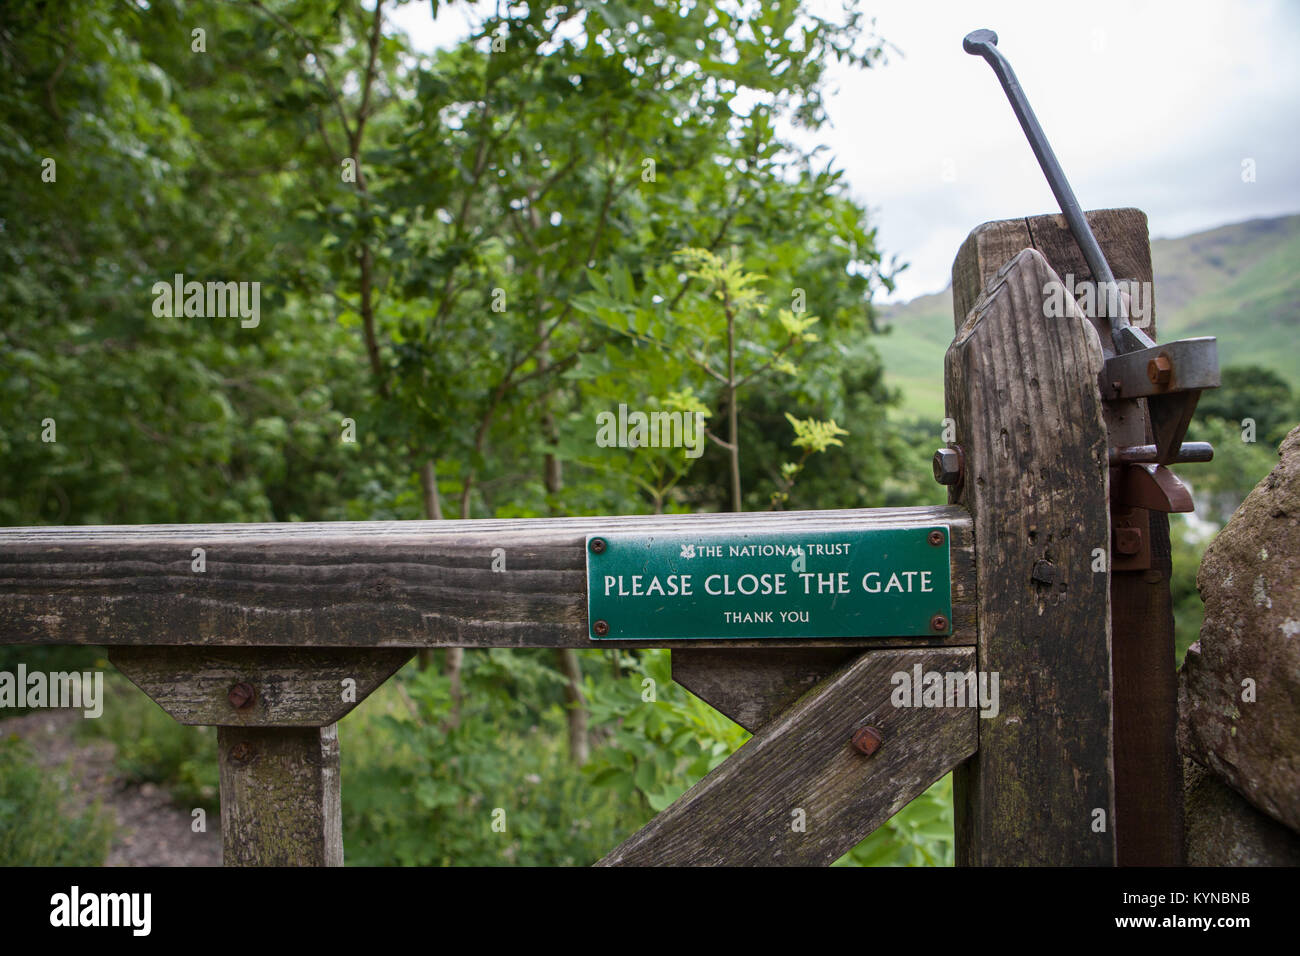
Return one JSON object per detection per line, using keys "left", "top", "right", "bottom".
{"left": 964, "top": 29, "right": 1220, "bottom": 549}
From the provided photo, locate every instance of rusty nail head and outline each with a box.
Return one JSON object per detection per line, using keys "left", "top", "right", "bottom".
{"left": 229, "top": 742, "right": 252, "bottom": 763}
{"left": 928, "top": 529, "right": 945, "bottom": 547}
{"left": 590, "top": 537, "right": 606, "bottom": 554}
{"left": 930, "top": 614, "right": 949, "bottom": 633}
{"left": 1115, "top": 527, "right": 1143, "bottom": 555}
{"left": 1147, "top": 354, "right": 1173, "bottom": 386}
{"left": 228, "top": 682, "right": 255, "bottom": 710}
{"left": 851, "top": 726, "right": 883, "bottom": 757}
{"left": 593, "top": 619, "right": 610, "bottom": 637}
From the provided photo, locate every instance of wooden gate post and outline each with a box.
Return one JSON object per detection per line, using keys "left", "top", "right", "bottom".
{"left": 947, "top": 240, "right": 1115, "bottom": 865}
{"left": 111, "top": 646, "right": 412, "bottom": 866}
{"left": 218, "top": 725, "right": 343, "bottom": 866}
{"left": 950, "top": 209, "right": 1184, "bottom": 865}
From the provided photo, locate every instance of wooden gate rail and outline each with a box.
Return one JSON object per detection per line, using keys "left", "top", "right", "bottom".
{"left": 0, "top": 506, "right": 973, "bottom": 649}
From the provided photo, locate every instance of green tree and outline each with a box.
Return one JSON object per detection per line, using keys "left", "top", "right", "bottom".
{"left": 1196, "top": 364, "right": 1298, "bottom": 445}
{"left": 0, "top": 0, "right": 385, "bottom": 526}
{"left": 0, "top": 0, "right": 947, "bottom": 865}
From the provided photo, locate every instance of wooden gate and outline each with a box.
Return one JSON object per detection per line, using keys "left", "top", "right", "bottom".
{"left": 0, "top": 210, "right": 1195, "bottom": 866}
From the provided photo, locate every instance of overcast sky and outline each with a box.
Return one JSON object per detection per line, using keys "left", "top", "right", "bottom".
{"left": 390, "top": 0, "right": 1300, "bottom": 302}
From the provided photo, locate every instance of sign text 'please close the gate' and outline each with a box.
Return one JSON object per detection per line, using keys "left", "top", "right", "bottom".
{"left": 585, "top": 526, "right": 952, "bottom": 640}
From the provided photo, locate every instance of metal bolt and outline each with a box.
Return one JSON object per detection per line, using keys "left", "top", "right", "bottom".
{"left": 928, "top": 529, "right": 945, "bottom": 547}
{"left": 1110, "top": 442, "right": 1214, "bottom": 465}
{"left": 851, "top": 726, "right": 883, "bottom": 757}
{"left": 1031, "top": 559, "right": 1056, "bottom": 585}
{"left": 593, "top": 619, "right": 610, "bottom": 637}
{"left": 932, "top": 447, "right": 963, "bottom": 486}
{"left": 1147, "top": 354, "right": 1173, "bottom": 386}
{"left": 229, "top": 742, "right": 252, "bottom": 763}
{"left": 228, "top": 682, "right": 255, "bottom": 710}
{"left": 930, "top": 614, "right": 949, "bottom": 633}
{"left": 589, "top": 538, "right": 606, "bottom": 555}
{"left": 1115, "top": 527, "right": 1143, "bottom": 555}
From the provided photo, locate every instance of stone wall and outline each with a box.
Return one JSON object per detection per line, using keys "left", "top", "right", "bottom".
{"left": 1178, "top": 425, "right": 1300, "bottom": 863}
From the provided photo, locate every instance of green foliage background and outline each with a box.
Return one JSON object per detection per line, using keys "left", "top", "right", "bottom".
{"left": 0, "top": 736, "right": 115, "bottom": 866}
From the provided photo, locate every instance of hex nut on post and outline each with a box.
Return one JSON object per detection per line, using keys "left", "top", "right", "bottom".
{"left": 1147, "top": 354, "right": 1173, "bottom": 386}
{"left": 933, "top": 447, "right": 963, "bottom": 486}
{"left": 851, "top": 726, "right": 883, "bottom": 757}
{"left": 228, "top": 682, "right": 256, "bottom": 710}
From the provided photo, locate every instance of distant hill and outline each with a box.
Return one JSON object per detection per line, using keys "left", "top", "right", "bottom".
{"left": 875, "top": 213, "right": 1300, "bottom": 421}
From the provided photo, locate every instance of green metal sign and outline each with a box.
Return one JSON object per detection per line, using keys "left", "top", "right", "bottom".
{"left": 585, "top": 525, "right": 951, "bottom": 641}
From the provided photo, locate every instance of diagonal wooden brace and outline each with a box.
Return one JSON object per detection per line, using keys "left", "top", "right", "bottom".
{"left": 601, "top": 647, "right": 977, "bottom": 866}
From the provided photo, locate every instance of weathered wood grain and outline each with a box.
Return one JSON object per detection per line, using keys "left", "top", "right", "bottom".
{"left": 953, "top": 210, "right": 1182, "bottom": 865}
{"left": 672, "top": 647, "right": 861, "bottom": 732}
{"left": 952, "top": 208, "right": 1153, "bottom": 338}
{"left": 946, "top": 246, "right": 1116, "bottom": 866}
{"left": 218, "top": 724, "right": 343, "bottom": 866}
{"left": 600, "top": 647, "right": 977, "bottom": 866}
{"left": 0, "top": 506, "right": 974, "bottom": 649}
{"left": 110, "top": 647, "right": 412, "bottom": 727}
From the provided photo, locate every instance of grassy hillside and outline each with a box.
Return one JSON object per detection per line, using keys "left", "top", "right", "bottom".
{"left": 874, "top": 289, "right": 954, "bottom": 421}
{"left": 876, "top": 213, "right": 1300, "bottom": 420}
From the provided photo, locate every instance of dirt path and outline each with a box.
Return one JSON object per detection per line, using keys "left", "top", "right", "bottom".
{"left": 2, "top": 709, "right": 221, "bottom": 866}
